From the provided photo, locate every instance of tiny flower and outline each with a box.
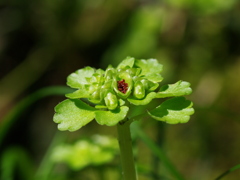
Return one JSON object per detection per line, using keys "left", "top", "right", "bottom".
{"left": 117, "top": 79, "right": 128, "bottom": 94}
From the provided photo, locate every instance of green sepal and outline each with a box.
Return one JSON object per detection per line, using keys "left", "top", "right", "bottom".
{"left": 133, "top": 81, "right": 145, "bottom": 99}
{"left": 95, "top": 68, "right": 105, "bottom": 75}
{"left": 53, "top": 99, "right": 96, "bottom": 131}
{"left": 156, "top": 81, "right": 192, "bottom": 98}
{"left": 85, "top": 69, "right": 104, "bottom": 83}
{"left": 148, "top": 97, "right": 194, "bottom": 124}
{"left": 104, "top": 65, "right": 116, "bottom": 81}
{"left": 126, "top": 67, "right": 141, "bottom": 77}
{"left": 135, "top": 59, "right": 163, "bottom": 76}
{"left": 140, "top": 79, "right": 159, "bottom": 91}
{"left": 119, "top": 99, "right": 125, "bottom": 106}
{"left": 127, "top": 92, "right": 156, "bottom": 105}
{"left": 95, "top": 106, "right": 129, "bottom": 126}
{"left": 117, "top": 57, "right": 135, "bottom": 69}
{"left": 104, "top": 92, "right": 118, "bottom": 110}
{"left": 67, "top": 67, "right": 95, "bottom": 88}
{"left": 101, "top": 80, "right": 113, "bottom": 90}
{"left": 88, "top": 89, "right": 102, "bottom": 104}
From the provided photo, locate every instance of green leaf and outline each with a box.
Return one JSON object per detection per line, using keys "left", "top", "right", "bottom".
{"left": 135, "top": 59, "right": 163, "bottom": 76}
{"left": 95, "top": 106, "right": 129, "bottom": 126}
{"left": 95, "top": 105, "right": 108, "bottom": 109}
{"left": 144, "top": 73, "right": 163, "bottom": 83}
{"left": 117, "top": 57, "right": 135, "bottom": 69}
{"left": 65, "top": 89, "right": 90, "bottom": 99}
{"left": 156, "top": 81, "right": 192, "bottom": 98}
{"left": 148, "top": 97, "right": 194, "bottom": 124}
{"left": 53, "top": 99, "right": 96, "bottom": 131}
{"left": 127, "top": 92, "right": 156, "bottom": 105}
{"left": 67, "top": 66, "right": 95, "bottom": 88}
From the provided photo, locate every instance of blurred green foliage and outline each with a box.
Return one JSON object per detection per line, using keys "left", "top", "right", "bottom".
{"left": 51, "top": 135, "right": 118, "bottom": 170}
{"left": 1, "top": 0, "right": 240, "bottom": 179}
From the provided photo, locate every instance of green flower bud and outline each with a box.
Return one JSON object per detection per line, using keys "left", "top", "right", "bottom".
{"left": 87, "top": 83, "right": 98, "bottom": 94}
{"left": 89, "top": 90, "right": 101, "bottom": 104}
{"left": 140, "top": 79, "right": 159, "bottom": 91}
{"left": 100, "top": 80, "right": 113, "bottom": 100}
{"left": 65, "top": 57, "right": 167, "bottom": 110}
{"left": 101, "top": 80, "right": 113, "bottom": 89}
{"left": 133, "top": 81, "right": 145, "bottom": 99}
{"left": 105, "top": 66, "right": 116, "bottom": 81}
{"left": 126, "top": 68, "right": 141, "bottom": 76}
{"left": 104, "top": 92, "right": 118, "bottom": 110}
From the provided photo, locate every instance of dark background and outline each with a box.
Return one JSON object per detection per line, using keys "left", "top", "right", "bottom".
{"left": 0, "top": 0, "right": 240, "bottom": 179}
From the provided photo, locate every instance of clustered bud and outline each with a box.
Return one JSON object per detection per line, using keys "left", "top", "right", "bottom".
{"left": 54, "top": 57, "right": 194, "bottom": 131}
{"left": 66, "top": 57, "right": 163, "bottom": 110}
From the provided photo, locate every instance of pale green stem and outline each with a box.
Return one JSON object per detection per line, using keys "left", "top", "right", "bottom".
{"left": 117, "top": 120, "right": 137, "bottom": 180}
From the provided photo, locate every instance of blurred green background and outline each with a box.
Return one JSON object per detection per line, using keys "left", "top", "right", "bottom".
{"left": 0, "top": 0, "right": 240, "bottom": 179}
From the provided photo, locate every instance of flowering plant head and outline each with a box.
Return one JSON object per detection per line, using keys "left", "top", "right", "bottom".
{"left": 54, "top": 57, "right": 194, "bottom": 131}
{"left": 66, "top": 57, "right": 163, "bottom": 109}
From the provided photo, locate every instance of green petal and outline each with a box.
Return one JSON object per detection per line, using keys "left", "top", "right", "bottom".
{"left": 135, "top": 59, "right": 163, "bottom": 76}
{"left": 67, "top": 67, "right": 95, "bottom": 88}
{"left": 53, "top": 99, "right": 96, "bottom": 131}
{"left": 95, "top": 106, "right": 129, "bottom": 126}
{"left": 156, "top": 81, "right": 192, "bottom": 98}
{"left": 117, "top": 57, "right": 135, "bottom": 69}
{"left": 148, "top": 97, "right": 194, "bottom": 124}
{"left": 127, "top": 92, "right": 156, "bottom": 105}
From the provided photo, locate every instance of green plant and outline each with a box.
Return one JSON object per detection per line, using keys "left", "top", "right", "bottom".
{"left": 53, "top": 57, "right": 194, "bottom": 180}
{"left": 51, "top": 135, "right": 118, "bottom": 170}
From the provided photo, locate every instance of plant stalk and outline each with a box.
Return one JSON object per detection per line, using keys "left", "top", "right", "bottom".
{"left": 117, "top": 120, "right": 137, "bottom": 180}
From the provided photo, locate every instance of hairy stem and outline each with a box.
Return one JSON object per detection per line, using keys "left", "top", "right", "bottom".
{"left": 117, "top": 120, "right": 137, "bottom": 180}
